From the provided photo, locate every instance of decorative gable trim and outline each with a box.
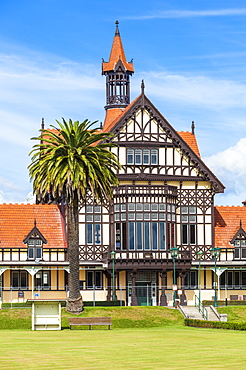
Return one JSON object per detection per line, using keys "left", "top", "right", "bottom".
{"left": 230, "top": 224, "right": 246, "bottom": 244}
{"left": 103, "top": 93, "right": 225, "bottom": 193}
{"left": 23, "top": 221, "right": 47, "bottom": 244}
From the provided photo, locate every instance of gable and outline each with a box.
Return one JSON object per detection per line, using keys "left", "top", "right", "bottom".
{"left": 23, "top": 223, "right": 47, "bottom": 244}
{"left": 0, "top": 204, "right": 67, "bottom": 249}
{"left": 105, "top": 94, "right": 224, "bottom": 193}
{"left": 215, "top": 206, "right": 246, "bottom": 248}
{"left": 230, "top": 225, "right": 246, "bottom": 244}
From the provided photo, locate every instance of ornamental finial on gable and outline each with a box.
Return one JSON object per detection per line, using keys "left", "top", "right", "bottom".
{"left": 141, "top": 80, "right": 145, "bottom": 95}
{"left": 191, "top": 121, "right": 195, "bottom": 135}
{"left": 115, "top": 20, "right": 120, "bottom": 36}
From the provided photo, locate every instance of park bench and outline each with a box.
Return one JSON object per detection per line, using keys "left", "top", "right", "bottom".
{"left": 68, "top": 317, "right": 112, "bottom": 330}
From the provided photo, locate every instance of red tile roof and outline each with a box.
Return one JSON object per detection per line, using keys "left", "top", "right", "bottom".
{"left": 0, "top": 204, "right": 67, "bottom": 249}
{"left": 214, "top": 206, "right": 246, "bottom": 248}
{"left": 178, "top": 131, "right": 201, "bottom": 158}
{"left": 102, "top": 104, "right": 201, "bottom": 159}
{"left": 102, "top": 31, "right": 134, "bottom": 73}
{"left": 103, "top": 96, "right": 140, "bottom": 133}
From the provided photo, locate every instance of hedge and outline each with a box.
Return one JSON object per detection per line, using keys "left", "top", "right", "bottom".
{"left": 83, "top": 300, "right": 125, "bottom": 307}
{"left": 1, "top": 300, "right": 124, "bottom": 308}
{"left": 202, "top": 300, "right": 246, "bottom": 306}
{"left": 184, "top": 318, "right": 246, "bottom": 331}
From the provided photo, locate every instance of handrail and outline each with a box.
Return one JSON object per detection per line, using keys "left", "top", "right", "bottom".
{"left": 195, "top": 295, "right": 208, "bottom": 320}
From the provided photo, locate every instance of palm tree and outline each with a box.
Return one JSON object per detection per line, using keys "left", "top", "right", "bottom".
{"left": 28, "top": 118, "right": 120, "bottom": 314}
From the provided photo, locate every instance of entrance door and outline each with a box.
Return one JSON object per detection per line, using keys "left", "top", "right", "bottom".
{"left": 136, "top": 282, "right": 152, "bottom": 306}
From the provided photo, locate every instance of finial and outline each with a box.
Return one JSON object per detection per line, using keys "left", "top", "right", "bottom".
{"left": 191, "top": 121, "right": 195, "bottom": 135}
{"left": 115, "top": 20, "right": 120, "bottom": 36}
{"left": 41, "top": 118, "right": 44, "bottom": 130}
{"left": 100, "top": 122, "right": 103, "bottom": 129}
{"left": 34, "top": 219, "right": 37, "bottom": 227}
{"left": 141, "top": 80, "right": 145, "bottom": 94}
{"left": 240, "top": 219, "right": 242, "bottom": 228}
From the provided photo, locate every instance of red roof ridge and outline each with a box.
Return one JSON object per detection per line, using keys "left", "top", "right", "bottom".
{"left": 103, "top": 95, "right": 141, "bottom": 133}
{"left": 177, "top": 131, "right": 201, "bottom": 158}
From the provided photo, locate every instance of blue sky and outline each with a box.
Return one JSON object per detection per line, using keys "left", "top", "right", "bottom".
{"left": 1, "top": 0, "right": 246, "bottom": 205}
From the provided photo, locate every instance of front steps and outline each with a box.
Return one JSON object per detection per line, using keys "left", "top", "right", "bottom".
{"left": 179, "top": 305, "right": 221, "bottom": 321}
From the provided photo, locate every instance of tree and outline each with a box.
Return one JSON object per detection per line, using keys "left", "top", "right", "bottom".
{"left": 28, "top": 118, "right": 120, "bottom": 313}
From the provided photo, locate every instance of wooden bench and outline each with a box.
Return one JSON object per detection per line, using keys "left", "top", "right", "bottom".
{"left": 68, "top": 317, "right": 112, "bottom": 330}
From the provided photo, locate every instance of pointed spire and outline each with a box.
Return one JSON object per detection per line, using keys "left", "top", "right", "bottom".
{"left": 41, "top": 118, "right": 45, "bottom": 130}
{"left": 115, "top": 20, "right": 120, "bottom": 36}
{"left": 102, "top": 21, "right": 134, "bottom": 111}
{"left": 102, "top": 21, "right": 134, "bottom": 73}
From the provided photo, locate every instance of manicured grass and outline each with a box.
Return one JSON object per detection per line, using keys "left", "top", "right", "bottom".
{"left": 63, "top": 306, "right": 184, "bottom": 329}
{"left": 1, "top": 326, "right": 246, "bottom": 369}
{"left": 0, "top": 306, "right": 184, "bottom": 330}
{"left": 218, "top": 306, "right": 246, "bottom": 323}
{"left": 1, "top": 307, "right": 246, "bottom": 368}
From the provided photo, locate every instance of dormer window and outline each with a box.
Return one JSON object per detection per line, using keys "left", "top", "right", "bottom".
{"left": 23, "top": 220, "right": 47, "bottom": 261}
{"left": 234, "top": 240, "right": 246, "bottom": 259}
{"left": 230, "top": 222, "right": 246, "bottom": 260}
{"left": 27, "top": 238, "right": 43, "bottom": 260}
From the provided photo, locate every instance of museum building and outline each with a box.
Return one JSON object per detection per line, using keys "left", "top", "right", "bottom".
{"left": 1, "top": 22, "right": 246, "bottom": 306}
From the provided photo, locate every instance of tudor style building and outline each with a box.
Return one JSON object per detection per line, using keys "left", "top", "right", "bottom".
{"left": 1, "top": 22, "right": 246, "bottom": 306}
{"left": 78, "top": 22, "right": 225, "bottom": 306}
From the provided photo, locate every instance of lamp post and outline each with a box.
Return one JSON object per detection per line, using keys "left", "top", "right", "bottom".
{"left": 170, "top": 247, "right": 179, "bottom": 308}
{"left": 197, "top": 251, "right": 203, "bottom": 308}
{"left": 211, "top": 247, "right": 221, "bottom": 307}
{"left": 110, "top": 250, "right": 117, "bottom": 301}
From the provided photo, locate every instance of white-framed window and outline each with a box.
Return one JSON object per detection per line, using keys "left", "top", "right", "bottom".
{"left": 234, "top": 240, "right": 246, "bottom": 259}
{"left": 126, "top": 149, "right": 159, "bottom": 165}
{"left": 27, "top": 238, "right": 43, "bottom": 260}
{"left": 181, "top": 206, "right": 196, "bottom": 245}
{"left": 35, "top": 270, "right": 50, "bottom": 290}
{"left": 86, "top": 224, "right": 101, "bottom": 244}
{"left": 114, "top": 201, "right": 175, "bottom": 250}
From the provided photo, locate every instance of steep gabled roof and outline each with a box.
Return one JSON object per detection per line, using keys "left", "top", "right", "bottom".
{"left": 102, "top": 92, "right": 224, "bottom": 192}
{"left": 102, "top": 21, "right": 134, "bottom": 73}
{"left": 23, "top": 221, "right": 47, "bottom": 244}
{"left": 0, "top": 204, "right": 67, "bottom": 249}
{"left": 215, "top": 206, "right": 246, "bottom": 248}
{"left": 103, "top": 95, "right": 140, "bottom": 132}
{"left": 178, "top": 131, "right": 201, "bottom": 158}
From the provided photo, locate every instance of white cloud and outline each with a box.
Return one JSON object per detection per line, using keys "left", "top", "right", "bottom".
{"left": 204, "top": 138, "right": 246, "bottom": 206}
{"left": 134, "top": 71, "right": 246, "bottom": 110}
{"left": 125, "top": 8, "right": 246, "bottom": 20}
{"left": 1, "top": 48, "right": 246, "bottom": 205}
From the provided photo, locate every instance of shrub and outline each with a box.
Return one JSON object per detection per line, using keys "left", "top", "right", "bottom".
{"left": 184, "top": 318, "right": 246, "bottom": 330}
{"left": 202, "top": 300, "right": 246, "bottom": 306}
{"left": 83, "top": 300, "right": 125, "bottom": 307}
{"left": 2, "top": 300, "right": 124, "bottom": 308}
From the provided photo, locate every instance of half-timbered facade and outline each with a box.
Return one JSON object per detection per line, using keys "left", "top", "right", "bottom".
{"left": 1, "top": 22, "right": 246, "bottom": 306}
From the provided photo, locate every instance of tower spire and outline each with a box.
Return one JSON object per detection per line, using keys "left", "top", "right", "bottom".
{"left": 102, "top": 21, "right": 134, "bottom": 110}
{"left": 115, "top": 20, "right": 120, "bottom": 36}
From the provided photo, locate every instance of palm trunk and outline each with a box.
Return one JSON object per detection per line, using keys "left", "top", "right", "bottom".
{"left": 66, "top": 197, "right": 83, "bottom": 314}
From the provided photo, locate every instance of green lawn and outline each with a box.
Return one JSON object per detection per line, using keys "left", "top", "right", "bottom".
{"left": 0, "top": 326, "right": 246, "bottom": 369}
{"left": 218, "top": 306, "right": 246, "bottom": 323}
{"left": 0, "top": 306, "right": 246, "bottom": 369}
